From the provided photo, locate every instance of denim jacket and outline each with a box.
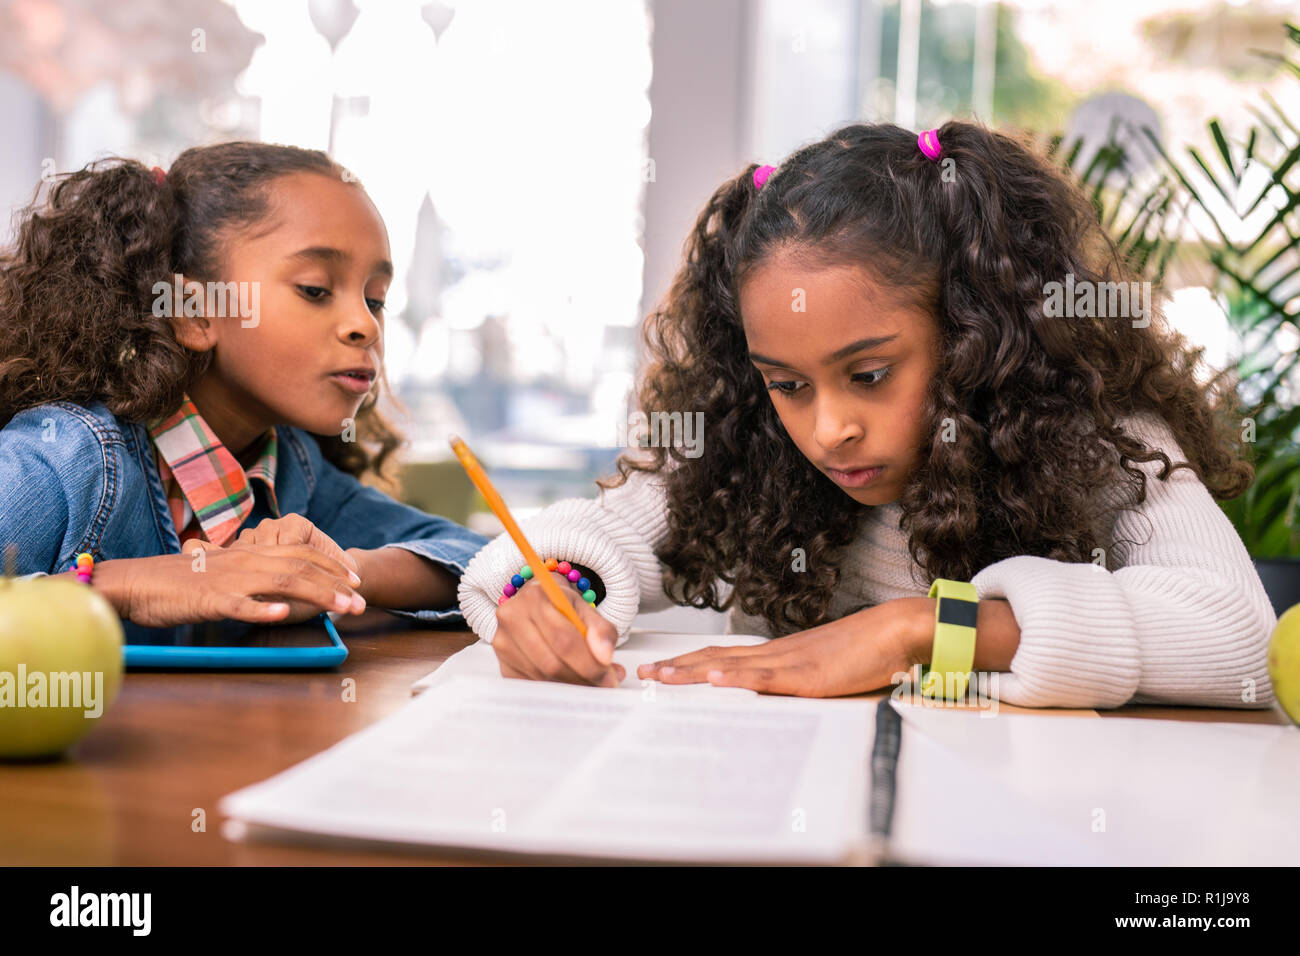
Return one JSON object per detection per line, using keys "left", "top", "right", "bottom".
{"left": 0, "top": 400, "right": 489, "bottom": 635}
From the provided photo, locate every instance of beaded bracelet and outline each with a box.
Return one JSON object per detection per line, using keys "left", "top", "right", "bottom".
{"left": 73, "top": 552, "right": 94, "bottom": 583}
{"left": 498, "top": 558, "right": 600, "bottom": 607}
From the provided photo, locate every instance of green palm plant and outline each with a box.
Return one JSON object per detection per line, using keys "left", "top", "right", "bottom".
{"left": 1049, "top": 23, "right": 1300, "bottom": 558}
{"left": 1047, "top": 119, "right": 1187, "bottom": 289}
{"left": 1143, "top": 23, "right": 1300, "bottom": 557}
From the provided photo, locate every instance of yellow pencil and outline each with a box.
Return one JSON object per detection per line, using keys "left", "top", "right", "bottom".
{"left": 448, "top": 434, "right": 589, "bottom": 640}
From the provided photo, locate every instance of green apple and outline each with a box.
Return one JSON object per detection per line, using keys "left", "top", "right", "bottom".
{"left": 1269, "top": 603, "right": 1300, "bottom": 726}
{"left": 0, "top": 576, "right": 124, "bottom": 758}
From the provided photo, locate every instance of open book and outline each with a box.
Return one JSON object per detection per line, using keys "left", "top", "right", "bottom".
{"left": 219, "top": 629, "right": 1300, "bottom": 865}
{"left": 220, "top": 640, "right": 877, "bottom": 864}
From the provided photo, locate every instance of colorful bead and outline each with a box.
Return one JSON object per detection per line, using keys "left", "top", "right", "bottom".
{"left": 75, "top": 553, "right": 93, "bottom": 567}
{"left": 496, "top": 557, "right": 599, "bottom": 607}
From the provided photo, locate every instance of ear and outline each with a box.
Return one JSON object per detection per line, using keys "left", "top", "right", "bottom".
{"left": 161, "top": 274, "right": 217, "bottom": 352}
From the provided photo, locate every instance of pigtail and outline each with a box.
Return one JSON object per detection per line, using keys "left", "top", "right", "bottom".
{"left": 603, "top": 163, "right": 865, "bottom": 630}
{"left": 903, "top": 121, "right": 1251, "bottom": 579}
{"left": 602, "top": 164, "right": 760, "bottom": 489}
{"left": 640, "top": 165, "right": 759, "bottom": 393}
{"left": 0, "top": 159, "right": 196, "bottom": 427}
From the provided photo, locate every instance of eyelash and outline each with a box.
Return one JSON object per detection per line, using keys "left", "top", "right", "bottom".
{"left": 298, "top": 285, "right": 386, "bottom": 315}
{"left": 765, "top": 367, "right": 892, "bottom": 397}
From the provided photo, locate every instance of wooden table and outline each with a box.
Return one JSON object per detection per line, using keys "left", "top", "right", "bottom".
{"left": 0, "top": 610, "right": 1286, "bottom": 865}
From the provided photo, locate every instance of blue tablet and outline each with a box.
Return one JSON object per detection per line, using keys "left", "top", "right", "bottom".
{"left": 122, "top": 612, "right": 348, "bottom": 670}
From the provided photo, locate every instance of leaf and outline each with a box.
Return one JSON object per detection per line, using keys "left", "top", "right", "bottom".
{"left": 1186, "top": 145, "right": 1235, "bottom": 213}
{"left": 1210, "top": 120, "right": 1237, "bottom": 184}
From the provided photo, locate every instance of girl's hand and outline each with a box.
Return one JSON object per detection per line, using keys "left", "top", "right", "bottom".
{"left": 232, "top": 515, "right": 361, "bottom": 577}
{"left": 492, "top": 571, "right": 626, "bottom": 687}
{"left": 226, "top": 515, "right": 363, "bottom": 623}
{"left": 118, "top": 539, "right": 367, "bottom": 628}
{"left": 636, "top": 598, "right": 932, "bottom": 697}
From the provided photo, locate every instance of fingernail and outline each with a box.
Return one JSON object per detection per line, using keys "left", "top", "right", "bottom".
{"left": 659, "top": 665, "right": 675, "bottom": 676}
{"left": 351, "top": 592, "right": 366, "bottom": 612}
{"left": 348, "top": 570, "right": 362, "bottom": 587}
{"left": 335, "top": 591, "right": 351, "bottom": 610}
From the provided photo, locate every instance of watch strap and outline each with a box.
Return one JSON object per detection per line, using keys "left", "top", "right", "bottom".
{"left": 921, "top": 578, "right": 978, "bottom": 700}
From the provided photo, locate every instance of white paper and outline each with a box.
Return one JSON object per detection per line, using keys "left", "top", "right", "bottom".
{"left": 888, "top": 700, "right": 1300, "bottom": 866}
{"left": 412, "top": 628, "right": 771, "bottom": 696}
{"left": 221, "top": 673, "right": 876, "bottom": 863}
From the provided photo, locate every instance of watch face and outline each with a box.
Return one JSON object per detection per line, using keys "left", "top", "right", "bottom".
{"left": 937, "top": 596, "right": 979, "bottom": 628}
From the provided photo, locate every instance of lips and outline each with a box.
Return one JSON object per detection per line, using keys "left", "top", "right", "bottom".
{"left": 328, "top": 367, "right": 376, "bottom": 394}
{"left": 330, "top": 367, "right": 375, "bottom": 383}
{"left": 826, "top": 463, "right": 882, "bottom": 474}
{"left": 825, "top": 464, "right": 885, "bottom": 488}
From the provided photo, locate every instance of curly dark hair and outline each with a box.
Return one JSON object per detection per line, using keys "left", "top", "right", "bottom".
{"left": 601, "top": 120, "right": 1254, "bottom": 637}
{"left": 0, "top": 141, "right": 404, "bottom": 486}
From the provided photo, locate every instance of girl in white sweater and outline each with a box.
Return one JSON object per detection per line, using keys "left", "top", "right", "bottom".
{"left": 458, "top": 121, "right": 1277, "bottom": 710}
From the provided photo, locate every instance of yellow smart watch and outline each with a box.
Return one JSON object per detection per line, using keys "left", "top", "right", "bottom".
{"left": 920, "top": 578, "right": 979, "bottom": 700}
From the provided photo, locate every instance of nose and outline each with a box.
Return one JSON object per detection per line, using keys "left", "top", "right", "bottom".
{"left": 812, "top": 389, "right": 865, "bottom": 451}
{"left": 339, "top": 298, "right": 382, "bottom": 349}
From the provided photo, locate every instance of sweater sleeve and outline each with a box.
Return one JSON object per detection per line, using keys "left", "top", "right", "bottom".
{"left": 969, "top": 412, "right": 1277, "bottom": 710}
{"left": 457, "top": 466, "right": 676, "bottom": 646}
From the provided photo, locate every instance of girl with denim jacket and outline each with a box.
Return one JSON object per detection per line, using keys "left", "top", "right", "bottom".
{"left": 0, "top": 142, "right": 487, "bottom": 634}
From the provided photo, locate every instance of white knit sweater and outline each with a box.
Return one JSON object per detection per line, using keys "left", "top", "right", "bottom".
{"left": 458, "top": 411, "right": 1279, "bottom": 710}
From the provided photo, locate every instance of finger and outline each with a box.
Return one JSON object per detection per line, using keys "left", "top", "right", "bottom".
{"left": 287, "top": 514, "right": 360, "bottom": 575}
{"left": 306, "top": 525, "right": 358, "bottom": 573}
{"left": 520, "top": 571, "right": 617, "bottom": 665}
{"left": 500, "top": 662, "right": 531, "bottom": 680}
{"left": 636, "top": 644, "right": 763, "bottom": 679}
{"left": 576, "top": 600, "right": 618, "bottom": 666}
{"left": 263, "top": 543, "right": 362, "bottom": 591}
{"left": 491, "top": 607, "right": 545, "bottom": 681}
{"left": 534, "top": 596, "right": 620, "bottom": 687}
{"left": 218, "top": 592, "right": 294, "bottom": 623}
{"left": 495, "top": 643, "right": 541, "bottom": 681}
{"left": 254, "top": 520, "right": 283, "bottom": 548}
{"left": 237, "top": 554, "right": 364, "bottom": 615}
{"left": 653, "top": 654, "right": 772, "bottom": 684}
{"left": 494, "top": 595, "right": 580, "bottom": 682}
{"left": 505, "top": 608, "right": 593, "bottom": 684}
{"left": 519, "top": 573, "right": 620, "bottom": 684}
{"left": 705, "top": 664, "right": 800, "bottom": 696}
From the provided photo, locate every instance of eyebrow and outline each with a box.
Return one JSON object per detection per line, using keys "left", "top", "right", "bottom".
{"left": 749, "top": 333, "right": 900, "bottom": 367}
{"left": 288, "top": 246, "right": 394, "bottom": 278}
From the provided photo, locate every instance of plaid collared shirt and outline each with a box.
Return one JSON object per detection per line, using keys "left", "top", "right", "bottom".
{"left": 147, "top": 394, "right": 280, "bottom": 548}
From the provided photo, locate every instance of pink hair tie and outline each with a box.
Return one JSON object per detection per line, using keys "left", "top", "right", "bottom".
{"left": 151, "top": 166, "right": 167, "bottom": 185}
{"left": 753, "top": 164, "right": 776, "bottom": 191}
{"left": 917, "top": 129, "right": 942, "bottom": 161}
